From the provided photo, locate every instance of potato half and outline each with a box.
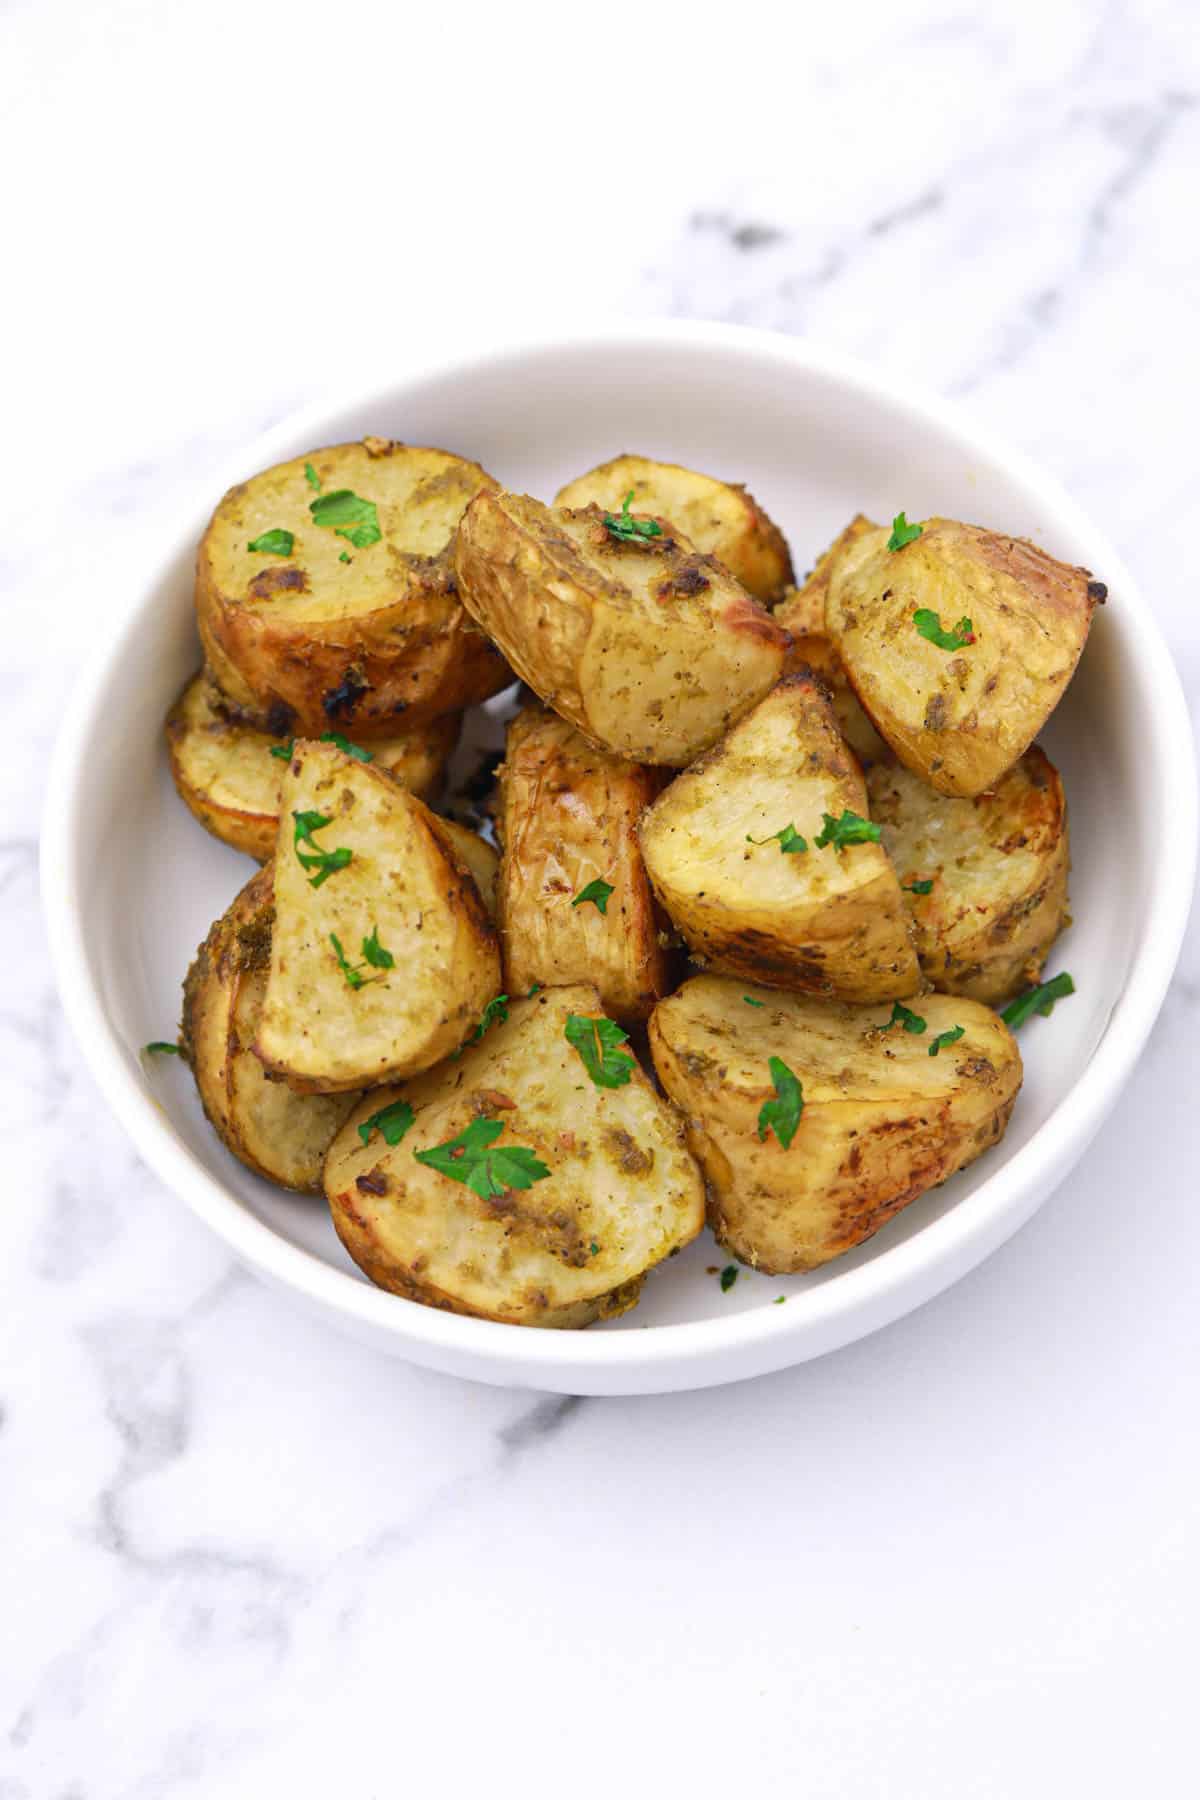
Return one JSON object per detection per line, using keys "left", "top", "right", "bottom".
{"left": 454, "top": 490, "right": 789, "bottom": 765}
{"left": 181, "top": 867, "right": 359, "bottom": 1190}
{"left": 496, "top": 705, "right": 672, "bottom": 1023}
{"left": 554, "top": 454, "right": 794, "bottom": 603}
{"left": 826, "top": 517, "right": 1101, "bottom": 795}
{"left": 196, "top": 438, "right": 512, "bottom": 738}
{"left": 324, "top": 984, "right": 705, "bottom": 1327}
{"left": 255, "top": 740, "right": 500, "bottom": 1092}
{"left": 165, "top": 670, "right": 459, "bottom": 860}
{"left": 775, "top": 515, "right": 887, "bottom": 766}
{"left": 650, "top": 974, "right": 1022, "bottom": 1273}
{"left": 639, "top": 676, "right": 920, "bottom": 1001}
{"left": 867, "top": 747, "right": 1070, "bottom": 1003}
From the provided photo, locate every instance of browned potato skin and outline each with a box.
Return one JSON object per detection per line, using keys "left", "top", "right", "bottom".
{"left": 496, "top": 706, "right": 672, "bottom": 1023}
{"left": 778, "top": 513, "right": 877, "bottom": 630}
{"left": 775, "top": 515, "right": 887, "bottom": 766}
{"left": 180, "top": 866, "right": 359, "bottom": 1190}
{"left": 650, "top": 975, "right": 1022, "bottom": 1272}
{"left": 454, "top": 490, "right": 789, "bottom": 766}
{"left": 827, "top": 517, "right": 1100, "bottom": 796}
{"left": 165, "top": 670, "right": 459, "bottom": 861}
{"left": 195, "top": 438, "right": 512, "bottom": 739}
{"left": 554, "top": 454, "right": 794, "bottom": 603}
{"left": 639, "top": 675, "right": 921, "bottom": 1001}
{"left": 868, "top": 746, "right": 1070, "bottom": 1003}
{"left": 428, "top": 816, "right": 500, "bottom": 916}
{"left": 324, "top": 984, "right": 705, "bottom": 1327}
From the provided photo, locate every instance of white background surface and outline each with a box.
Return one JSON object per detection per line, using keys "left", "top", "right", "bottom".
{"left": 4, "top": 2, "right": 1199, "bottom": 1795}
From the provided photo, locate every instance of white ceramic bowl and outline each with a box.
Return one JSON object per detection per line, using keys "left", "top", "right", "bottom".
{"left": 42, "top": 322, "right": 1196, "bottom": 1395}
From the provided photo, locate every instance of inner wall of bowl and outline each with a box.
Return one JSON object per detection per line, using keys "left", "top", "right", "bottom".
{"left": 88, "top": 336, "right": 1150, "bottom": 1327}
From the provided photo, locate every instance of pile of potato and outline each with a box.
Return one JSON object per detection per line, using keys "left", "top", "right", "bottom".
{"left": 166, "top": 439, "right": 1100, "bottom": 1326}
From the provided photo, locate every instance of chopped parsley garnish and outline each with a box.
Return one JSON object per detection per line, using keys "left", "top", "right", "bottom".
{"left": 527, "top": 983, "right": 543, "bottom": 997}
{"left": 357, "top": 1099, "right": 414, "bottom": 1148}
{"left": 746, "top": 823, "right": 808, "bottom": 854}
{"left": 1000, "top": 971, "right": 1076, "bottom": 1030}
{"left": 885, "top": 1001, "right": 927, "bottom": 1035}
{"left": 814, "top": 809, "right": 881, "bottom": 851}
{"left": 309, "top": 488, "right": 382, "bottom": 550}
{"left": 887, "top": 512, "right": 923, "bottom": 552}
{"left": 414, "top": 1118, "right": 550, "bottom": 1201}
{"left": 602, "top": 490, "right": 664, "bottom": 544}
{"left": 330, "top": 932, "right": 368, "bottom": 989}
{"left": 269, "top": 738, "right": 294, "bottom": 761}
{"left": 339, "top": 551, "right": 351, "bottom": 563}
{"left": 331, "top": 927, "right": 391, "bottom": 988}
{"left": 143, "top": 1041, "right": 180, "bottom": 1056}
{"left": 462, "top": 994, "right": 510, "bottom": 1048}
{"left": 247, "top": 528, "right": 295, "bottom": 556}
{"left": 928, "top": 1025, "right": 965, "bottom": 1057}
{"left": 757, "top": 1056, "right": 804, "bottom": 1149}
{"left": 914, "top": 609, "right": 975, "bottom": 650}
{"left": 743, "top": 995, "right": 765, "bottom": 1008}
{"left": 571, "top": 877, "right": 614, "bottom": 916}
{"left": 292, "top": 809, "right": 352, "bottom": 887}
{"left": 904, "top": 878, "right": 934, "bottom": 895}
{"left": 773, "top": 1294, "right": 786, "bottom": 1304}
{"left": 590, "top": 1242, "right": 600, "bottom": 1256}
{"left": 304, "top": 461, "right": 322, "bottom": 492}
{"left": 719, "top": 1265, "right": 739, "bottom": 1292}
{"left": 319, "top": 731, "right": 373, "bottom": 762}
{"left": 361, "top": 926, "right": 394, "bottom": 969}
{"left": 564, "top": 1014, "right": 636, "bottom": 1089}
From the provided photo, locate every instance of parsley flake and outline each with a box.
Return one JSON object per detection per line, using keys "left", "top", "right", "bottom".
{"left": 815, "top": 809, "right": 881, "bottom": 851}
{"left": 885, "top": 1001, "right": 927, "bottom": 1035}
{"left": 773, "top": 1294, "right": 787, "bottom": 1304}
{"left": 319, "top": 732, "right": 373, "bottom": 762}
{"left": 361, "top": 926, "right": 394, "bottom": 969}
{"left": 247, "top": 528, "right": 295, "bottom": 556}
{"left": 330, "top": 932, "right": 369, "bottom": 989}
{"left": 357, "top": 1099, "right": 414, "bottom": 1148}
{"left": 462, "top": 994, "right": 510, "bottom": 1048}
{"left": 143, "top": 1041, "right": 180, "bottom": 1056}
{"left": 602, "top": 490, "right": 664, "bottom": 544}
{"left": 887, "top": 512, "right": 923, "bottom": 551}
{"left": 914, "top": 609, "right": 975, "bottom": 650}
{"left": 757, "top": 1056, "right": 804, "bottom": 1149}
{"left": 414, "top": 1118, "right": 550, "bottom": 1202}
{"left": 743, "top": 995, "right": 765, "bottom": 1008}
{"left": 719, "top": 1265, "right": 739, "bottom": 1292}
{"left": 269, "top": 738, "right": 295, "bottom": 761}
{"left": 1001, "top": 971, "right": 1076, "bottom": 1031}
{"left": 304, "top": 461, "right": 322, "bottom": 492}
{"left": 310, "top": 488, "right": 382, "bottom": 550}
{"left": 572, "top": 877, "right": 614, "bottom": 916}
{"left": 928, "top": 1025, "right": 965, "bottom": 1057}
{"left": 564, "top": 1014, "right": 636, "bottom": 1089}
{"left": 904, "top": 878, "right": 934, "bottom": 895}
{"left": 292, "top": 810, "right": 352, "bottom": 888}
{"left": 746, "top": 823, "right": 808, "bottom": 854}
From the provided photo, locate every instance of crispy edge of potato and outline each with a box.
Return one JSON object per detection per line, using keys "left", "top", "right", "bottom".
{"left": 454, "top": 489, "right": 790, "bottom": 766}
{"left": 638, "top": 674, "right": 921, "bottom": 1001}
{"left": 649, "top": 976, "right": 1022, "bottom": 1273}
{"left": 776, "top": 513, "right": 878, "bottom": 629}
{"left": 425, "top": 815, "right": 500, "bottom": 916}
{"left": 323, "top": 983, "right": 704, "bottom": 1326}
{"left": 495, "top": 705, "right": 673, "bottom": 1022}
{"left": 553, "top": 453, "right": 794, "bottom": 603}
{"left": 868, "top": 746, "right": 1070, "bottom": 1003}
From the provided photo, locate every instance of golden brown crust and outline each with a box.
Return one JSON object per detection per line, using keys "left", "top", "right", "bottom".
{"left": 495, "top": 706, "right": 672, "bottom": 1023}
{"left": 195, "top": 439, "right": 512, "bottom": 738}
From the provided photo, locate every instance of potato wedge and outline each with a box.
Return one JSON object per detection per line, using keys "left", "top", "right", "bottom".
{"left": 165, "top": 670, "right": 459, "bottom": 860}
{"left": 255, "top": 740, "right": 500, "bottom": 1092}
{"left": 775, "top": 515, "right": 887, "bottom": 765}
{"left": 495, "top": 705, "right": 671, "bottom": 1022}
{"left": 826, "top": 517, "right": 1101, "bottom": 795}
{"left": 428, "top": 816, "right": 499, "bottom": 916}
{"left": 196, "top": 438, "right": 512, "bottom": 739}
{"left": 324, "top": 984, "right": 705, "bottom": 1326}
{"left": 554, "top": 454, "right": 794, "bottom": 603}
{"left": 454, "top": 490, "right": 789, "bottom": 765}
{"left": 650, "top": 974, "right": 1021, "bottom": 1272}
{"left": 639, "top": 676, "right": 920, "bottom": 1001}
{"left": 867, "top": 746, "right": 1069, "bottom": 1002}
{"left": 181, "top": 867, "right": 359, "bottom": 1190}
{"left": 779, "top": 513, "right": 877, "bottom": 631}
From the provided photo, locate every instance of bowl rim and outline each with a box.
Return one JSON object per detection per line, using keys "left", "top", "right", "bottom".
{"left": 41, "top": 319, "right": 1198, "bottom": 1386}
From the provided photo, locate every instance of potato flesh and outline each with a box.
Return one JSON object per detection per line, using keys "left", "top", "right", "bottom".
{"left": 553, "top": 454, "right": 794, "bottom": 603}
{"left": 775, "top": 515, "right": 887, "bottom": 765}
{"left": 650, "top": 975, "right": 1022, "bottom": 1272}
{"left": 868, "top": 747, "right": 1070, "bottom": 1002}
{"left": 323, "top": 985, "right": 705, "bottom": 1326}
{"left": 428, "top": 816, "right": 500, "bottom": 915}
{"left": 497, "top": 707, "right": 671, "bottom": 1022}
{"left": 255, "top": 740, "right": 500, "bottom": 1091}
{"left": 827, "top": 518, "right": 1098, "bottom": 796}
{"left": 454, "top": 491, "right": 789, "bottom": 766}
{"left": 639, "top": 676, "right": 920, "bottom": 1000}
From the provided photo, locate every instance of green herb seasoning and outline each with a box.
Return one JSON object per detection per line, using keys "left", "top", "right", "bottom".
{"left": 814, "top": 809, "right": 881, "bottom": 851}
{"left": 571, "top": 878, "right": 614, "bottom": 916}
{"left": 743, "top": 995, "right": 765, "bottom": 1008}
{"left": 757, "top": 1056, "right": 804, "bottom": 1149}
{"left": 357, "top": 1099, "right": 414, "bottom": 1148}
{"left": 462, "top": 994, "right": 510, "bottom": 1048}
{"left": 414, "top": 1118, "right": 550, "bottom": 1201}
{"left": 914, "top": 609, "right": 975, "bottom": 650}
{"left": 269, "top": 738, "right": 295, "bottom": 761}
{"left": 904, "top": 878, "right": 934, "bottom": 895}
{"left": 1000, "top": 971, "right": 1076, "bottom": 1030}
{"left": 310, "top": 488, "right": 382, "bottom": 550}
{"left": 143, "top": 1041, "right": 181, "bottom": 1056}
{"left": 305, "top": 461, "right": 322, "bottom": 492}
{"left": 319, "top": 732, "right": 373, "bottom": 763}
{"left": 746, "top": 823, "right": 808, "bottom": 854}
{"left": 292, "top": 810, "right": 353, "bottom": 888}
{"left": 602, "top": 490, "right": 664, "bottom": 544}
{"left": 564, "top": 1014, "right": 636, "bottom": 1089}
{"left": 887, "top": 512, "right": 923, "bottom": 551}
{"left": 885, "top": 1001, "right": 927, "bottom": 1036}
{"left": 360, "top": 926, "right": 394, "bottom": 969}
{"left": 719, "top": 1265, "right": 739, "bottom": 1293}
{"left": 247, "top": 528, "right": 295, "bottom": 556}
{"left": 928, "top": 1025, "right": 965, "bottom": 1057}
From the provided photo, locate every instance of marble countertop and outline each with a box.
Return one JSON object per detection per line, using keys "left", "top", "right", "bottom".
{"left": 4, "top": 3, "right": 1199, "bottom": 1795}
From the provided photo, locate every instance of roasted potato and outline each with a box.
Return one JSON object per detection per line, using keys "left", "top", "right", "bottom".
{"left": 780, "top": 513, "right": 877, "bottom": 631}
{"left": 639, "top": 675, "right": 920, "bottom": 1001}
{"left": 255, "top": 740, "right": 500, "bottom": 1092}
{"left": 324, "top": 983, "right": 705, "bottom": 1326}
{"left": 428, "top": 816, "right": 500, "bottom": 916}
{"left": 495, "top": 706, "right": 671, "bottom": 1022}
{"left": 165, "top": 670, "right": 459, "bottom": 860}
{"left": 454, "top": 490, "right": 789, "bottom": 766}
{"left": 650, "top": 974, "right": 1022, "bottom": 1272}
{"left": 775, "top": 515, "right": 887, "bottom": 765}
{"left": 181, "top": 867, "right": 360, "bottom": 1190}
{"left": 196, "top": 438, "right": 512, "bottom": 739}
{"left": 867, "top": 746, "right": 1069, "bottom": 1003}
{"left": 554, "top": 454, "right": 794, "bottom": 603}
{"left": 826, "top": 517, "right": 1101, "bottom": 795}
